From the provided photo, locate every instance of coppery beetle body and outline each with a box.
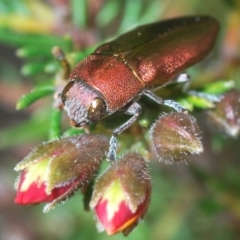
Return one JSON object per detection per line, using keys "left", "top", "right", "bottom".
{"left": 69, "top": 54, "right": 143, "bottom": 112}
{"left": 61, "top": 15, "right": 219, "bottom": 159}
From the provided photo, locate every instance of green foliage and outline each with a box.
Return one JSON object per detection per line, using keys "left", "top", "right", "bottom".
{"left": 16, "top": 85, "right": 55, "bottom": 110}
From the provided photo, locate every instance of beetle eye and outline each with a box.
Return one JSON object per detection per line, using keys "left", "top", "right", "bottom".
{"left": 88, "top": 97, "right": 106, "bottom": 122}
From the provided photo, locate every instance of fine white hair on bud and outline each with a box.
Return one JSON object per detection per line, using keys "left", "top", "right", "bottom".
{"left": 150, "top": 112, "right": 203, "bottom": 164}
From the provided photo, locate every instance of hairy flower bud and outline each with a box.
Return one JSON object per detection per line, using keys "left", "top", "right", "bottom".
{"left": 14, "top": 134, "right": 109, "bottom": 212}
{"left": 151, "top": 112, "right": 203, "bottom": 163}
{"left": 208, "top": 90, "right": 240, "bottom": 137}
{"left": 90, "top": 152, "right": 151, "bottom": 236}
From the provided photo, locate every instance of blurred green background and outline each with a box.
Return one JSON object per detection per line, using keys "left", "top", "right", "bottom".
{"left": 1, "top": 0, "right": 240, "bottom": 239}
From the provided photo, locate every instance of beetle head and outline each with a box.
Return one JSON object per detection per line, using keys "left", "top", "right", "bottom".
{"left": 61, "top": 79, "right": 107, "bottom": 127}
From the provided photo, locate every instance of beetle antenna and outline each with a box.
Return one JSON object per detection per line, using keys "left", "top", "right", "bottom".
{"left": 52, "top": 46, "right": 71, "bottom": 81}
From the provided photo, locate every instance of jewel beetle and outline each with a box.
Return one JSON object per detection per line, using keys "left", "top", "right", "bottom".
{"left": 60, "top": 15, "right": 219, "bottom": 160}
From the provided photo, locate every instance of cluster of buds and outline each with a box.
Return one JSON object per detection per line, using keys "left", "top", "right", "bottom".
{"left": 14, "top": 134, "right": 151, "bottom": 235}
{"left": 13, "top": 109, "right": 209, "bottom": 235}
{"left": 14, "top": 91, "right": 240, "bottom": 235}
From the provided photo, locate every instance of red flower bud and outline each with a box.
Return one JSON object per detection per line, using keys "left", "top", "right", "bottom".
{"left": 15, "top": 159, "right": 74, "bottom": 204}
{"left": 90, "top": 152, "right": 151, "bottom": 236}
{"left": 14, "top": 134, "right": 109, "bottom": 211}
{"left": 151, "top": 112, "right": 203, "bottom": 163}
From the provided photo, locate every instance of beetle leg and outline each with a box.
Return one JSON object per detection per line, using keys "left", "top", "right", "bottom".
{"left": 168, "top": 73, "right": 191, "bottom": 93}
{"left": 164, "top": 99, "right": 187, "bottom": 112}
{"left": 187, "top": 90, "right": 223, "bottom": 102}
{"left": 163, "top": 72, "right": 190, "bottom": 86}
{"left": 174, "top": 72, "right": 190, "bottom": 84}
{"left": 174, "top": 74, "right": 222, "bottom": 102}
{"left": 107, "top": 102, "right": 142, "bottom": 161}
{"left": 107, "top": 135, "right": 118, "bottom": 161}
{"left": 176, "top": 72, "right": 222, "bottom": 102}
{"left": 113, "top": 102, "right": 142, "bottom": 135}
{"left": 175, "top": 73, "right": 191, "bottom": 92}
{"left": 175, "top": 73, "right": 222, "bottom": 102}
{"left": 143, "top": 90, "right": 187, "bottom": 113}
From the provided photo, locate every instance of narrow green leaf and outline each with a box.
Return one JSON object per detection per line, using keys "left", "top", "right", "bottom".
{"left": 178, "top": 98, "right": 194, "bottom": 111}
{"left": 203, "top": 80, "right": 235, "bottom": 95}
{"left": 16, "top": 85, "right": 55, "bottom": 110}
{"left": 139, "top": 1, "right": 167, "bottom": 24}
{"left": 48, "top": 108, "right": 62, "bottom": 140}
{"left": 44, "top": 61, "right": 58, "bottom": 74}
{"left": 0, "top": 28, "right": 71, "bottom": 49}
{"left": 21, "top": 62, "right": 49, "bottom": 76}
{"left": 96, "top": 1, "right": 120, "bottom": 27}
{"left": 186, "top": 95, "right": 215, "bottom": 109}
{"left": 16, "top": 46, "right": 52, "bottom": 58}
{"left": 71, "top": 0, "right": 88, "bottom": 28}
{"left": 118, "top": 0, "right": 142, "bottom": 33}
